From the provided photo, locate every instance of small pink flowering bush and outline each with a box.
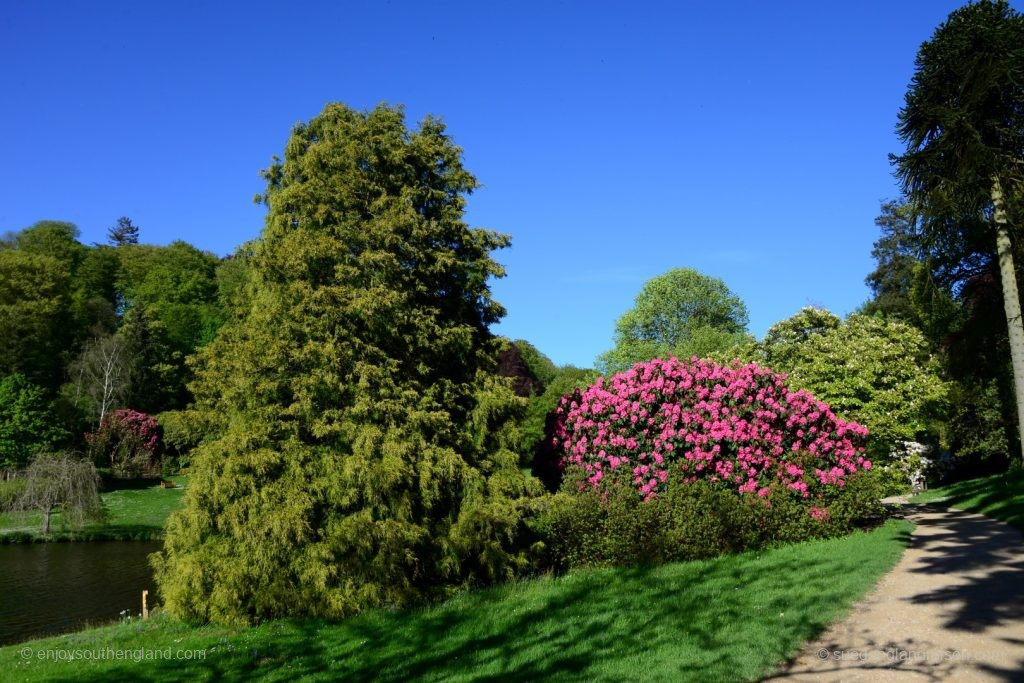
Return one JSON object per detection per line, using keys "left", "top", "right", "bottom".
{"left": 86, "top": 409, "right": 162, "bottom": 478}
{"left": 531, "top": 358, "right": 883, "bottom": 570}
{"left": 550, "top": 357, "right": 872, "bottom": 502}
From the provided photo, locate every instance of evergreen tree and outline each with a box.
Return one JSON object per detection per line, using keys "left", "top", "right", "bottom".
{"left": 154, "top": 103, "right": 537, "bottom": 624}
{"left": 893, "top": 0, "right": 1024, "bottom": 462}
{"left": 107, "top": 216, "right": 139, "bottom": 246}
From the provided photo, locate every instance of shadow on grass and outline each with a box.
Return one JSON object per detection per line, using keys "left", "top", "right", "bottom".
{"left": 917, "top": 470, "right": 1024, "bottom": 532}
{"left": 100, "top": 476, "right": 166, "bottom": 492}
{"left": 68, "top": 525, "right": 913, "bottom": 682}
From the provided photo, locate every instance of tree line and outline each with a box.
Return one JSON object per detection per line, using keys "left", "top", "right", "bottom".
{"left": 0, "top": 217, "right": 245, "bottom": 476}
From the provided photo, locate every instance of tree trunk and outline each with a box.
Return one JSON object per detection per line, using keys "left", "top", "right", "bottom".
{"left": 42, "top": 507, "right": 52, "bottom": 535}
{"left": 992, "top": 176, "right": 1024, "bottom": 464}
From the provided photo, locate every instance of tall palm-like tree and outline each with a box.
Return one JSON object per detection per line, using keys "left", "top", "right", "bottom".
{"left": 893, "top": 0, "right": 1024, "bottom": 462}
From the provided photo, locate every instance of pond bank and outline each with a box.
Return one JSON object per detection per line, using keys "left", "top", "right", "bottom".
{"left": 0, "top": 476, "right": 186, "bottom": 544}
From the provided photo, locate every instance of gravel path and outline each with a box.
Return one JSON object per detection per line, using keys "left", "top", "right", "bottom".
{"left": 771, "top": 504, "right": 1024, "bottom": 682}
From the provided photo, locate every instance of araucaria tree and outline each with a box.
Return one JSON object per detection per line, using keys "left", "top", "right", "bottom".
{"left": 154, "top": 103, "right": 537, "bottom": 624}
{"left": 893, "top": 0, "right": 1024, "bottom": 461}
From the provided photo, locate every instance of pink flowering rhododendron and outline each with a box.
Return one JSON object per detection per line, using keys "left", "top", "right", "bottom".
{"left": 86, "top": 408, "right": 162, "bottom": 477}
{"left": 549, "top": 357, "right": 871, "bottom": 503}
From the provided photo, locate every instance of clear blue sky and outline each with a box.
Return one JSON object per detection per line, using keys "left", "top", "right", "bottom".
{"left": 0, "top": 1, "right": 995, "bottom": 367}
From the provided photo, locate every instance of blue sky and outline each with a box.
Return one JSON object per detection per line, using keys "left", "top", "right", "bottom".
{"left": 0, "top": 1, "right": 992, "bottom": 367}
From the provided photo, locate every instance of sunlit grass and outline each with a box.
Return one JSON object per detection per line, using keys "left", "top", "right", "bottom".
{"left": 911, "top": 469, "right": 1024, "bottom": 531}
{"left": 0, "top": 476, "right": 187, "bottom": 541}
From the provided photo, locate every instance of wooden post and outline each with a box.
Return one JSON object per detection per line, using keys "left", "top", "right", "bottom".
{"left": 142, "top": 590, "right": 149, "bottom": 620}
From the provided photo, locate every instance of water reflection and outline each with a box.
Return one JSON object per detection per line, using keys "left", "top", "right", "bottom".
{"left": 0, "top": 541, "right": 161, "bottom": 645}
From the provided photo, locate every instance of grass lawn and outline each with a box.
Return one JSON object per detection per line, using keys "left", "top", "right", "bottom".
{"left": 911, "top": 468, "right": 1024, "bottom": 532}
{"left": 1, "top": 519, "right": 912, "bottom": 682}
{"left": 0, "top": 476, "right": 187, "bottom": 542}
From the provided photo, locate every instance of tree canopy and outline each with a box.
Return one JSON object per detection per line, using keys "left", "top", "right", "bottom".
{"left": 154, "top": 103, "right": 539, "bottom": 624}
{"left": 597, "top": 268, "right": 751, "bottom": 375}
{"left": 892, "top": 0, "right": 1024, "bottom": 462}
{"left": 731, "top": 309, "right": 948, "bottom": 460}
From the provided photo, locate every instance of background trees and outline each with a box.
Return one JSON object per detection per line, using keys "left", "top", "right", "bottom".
{"left": 731, "top": 308, "right": 948, "bottom": 462}
{"left": 597, "top": 268, "right": 751, "bottom": 375}
{"left": 0, "top": 216, "right": 226, "bottom": 466}
{"left": 154, "top": 103, "right": 539, "bottom": 624}
{"left": 0, "top": 243, "right": 73, "bottom": 388}
{"left": 0, "top": 375, "right": 67, "bottom": 475}
{"left": 893, "top": 0, "right": 1024, "bottom": 462}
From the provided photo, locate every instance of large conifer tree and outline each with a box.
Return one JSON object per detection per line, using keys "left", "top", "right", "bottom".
{"left": 893, "top": 0, "right": 1024, "bottom": 462}
{"left": 154, "top": 103, "right": 536, "bottom": 624}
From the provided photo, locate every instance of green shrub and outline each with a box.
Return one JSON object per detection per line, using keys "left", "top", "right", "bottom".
{"left": 156, "top": 409, "right": 212, "bottom": 471}
{"left": 533, "top": 471, "right": 882, "bottom": 572}
{"left": 0, "top": 373, "right": 68, "bottom": 473}
{"left": 521, "top": 366, "right": 599, "bottom": 471}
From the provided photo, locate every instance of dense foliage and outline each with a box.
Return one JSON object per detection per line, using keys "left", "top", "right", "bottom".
{"left": 596, "top": 268, "right": 751, "bottom": 375}
{"left": 154, "top": 103, "right": 540, "bottom": 625}
{"left": 729, "top": 309, "right": 948, "bottom": 462}
{"left": 0, "top": 374, "right": 67, "bottom": 473}
{"left": 860, "top": 197, "right": 1016, "bottom": 475}
{"left": 892, "top": 0, "right": 1024, "bottom": 464}
{"left": 0, "top": 217, "right": 226, "bottom": 457}
{"left": 536, "top": 474, "right": 883, "bottom": 571}
{"left": 512, "top": 339, "right": 558, "bottom": 388}
{"left": 495, "top": 339, "right": 544, "bottom": 397}
{"left": 524, "top": 366, "right": 601, "bottom": 476}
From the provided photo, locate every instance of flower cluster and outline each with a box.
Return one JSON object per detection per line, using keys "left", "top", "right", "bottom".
{"left": 550, "top": 357, "right": 871, "bottom": 501}
{"left": 86, "top": 409, "right": 161, "bottom": 477}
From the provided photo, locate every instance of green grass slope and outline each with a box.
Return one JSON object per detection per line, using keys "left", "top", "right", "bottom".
{"left": 0, "top": 476, "right": 187, "bottom": 542}
{"left": 911, "top": 469, "right": 1024, "bottom": 532}
{"left": 3, "top": 519, "right": 912, "bottom": 682}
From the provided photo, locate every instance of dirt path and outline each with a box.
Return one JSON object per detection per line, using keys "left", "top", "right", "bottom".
{"left": 771, "top": 504, "right": 1024, "bottom": 682}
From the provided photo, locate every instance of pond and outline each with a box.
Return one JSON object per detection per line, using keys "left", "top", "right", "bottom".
{"left": 0, "top": 541, "right": 161, "bottom": 646}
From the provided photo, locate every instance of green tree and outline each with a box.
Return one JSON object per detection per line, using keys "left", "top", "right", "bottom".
{"left": 739, "top": 310, "right": 948, "bottom": 461}
{"left": 7, "top": 220, "right": 85, "bottom": 269}
{"left": 118, "top": 304, "right": 185, "bottom": 413}
{"left": 117, "top": 241, "right": 222, "bottom": 352}
{"left": 215, "top": 243, "right": 256, "bottom": 319}
{"left": 512, "top": 339, "right": 558, "bottom": 388}
{"left": 0, "top": 375, "right": 67, "bottom": 474}
{"left": 107, "top": 216, "right": 140, "bottom": 246}
{"left": 0, "top": 221, "right": 122, "bottom": 392}
{"left": 69, "top": 245, "right": 121, "bottom": 338}
{"left": 0, "top": 250, "right": 71, "bottom": 388}
{"left": 862, "top": 200, "right": 926, "bottom": 322}
{"left": 893, "top": 0, "right": 1024, "bottom": 461}
{"left": 154, "top": 103, "right": 538, "bottom": 625}
{"left": 596, "top": 268, "right": 751, "bottom": 375}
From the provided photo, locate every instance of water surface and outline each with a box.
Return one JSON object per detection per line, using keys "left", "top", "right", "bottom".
{"left": 0, "top": 540, "right": 161, "bottom": 645}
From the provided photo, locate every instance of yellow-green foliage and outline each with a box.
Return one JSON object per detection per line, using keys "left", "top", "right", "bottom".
{"left": 153, "top": 103, "right": 540, "bottom": 625}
